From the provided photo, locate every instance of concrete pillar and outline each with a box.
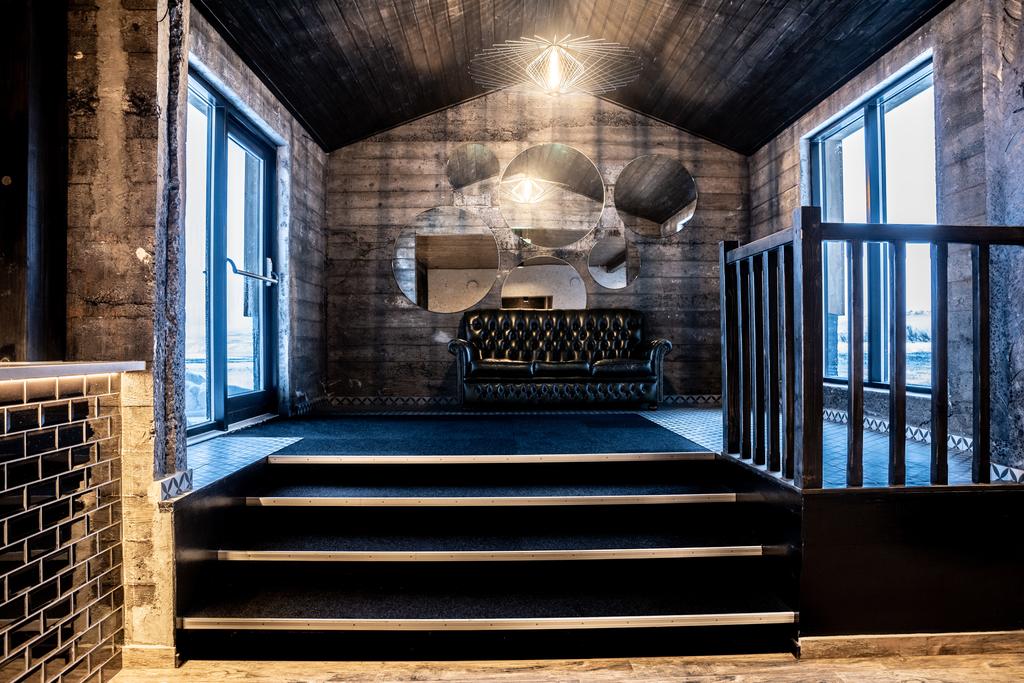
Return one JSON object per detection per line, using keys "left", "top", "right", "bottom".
{"left": 66, "top": 0, "right": 189, "bottom": 666}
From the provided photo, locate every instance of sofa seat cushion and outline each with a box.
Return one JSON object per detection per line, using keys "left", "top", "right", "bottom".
{"left": 467, "top": 358, "right": 534, "bottom": 379}
{"left": 591, "top": 358, "right": 654, "bottom": 378}
{"left": 533, "top": 360, "right": 592, "bottom": 377}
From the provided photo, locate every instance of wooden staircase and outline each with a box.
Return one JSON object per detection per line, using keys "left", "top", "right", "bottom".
{"left": 175, "top": 454, "right": 800, "bottom": 658}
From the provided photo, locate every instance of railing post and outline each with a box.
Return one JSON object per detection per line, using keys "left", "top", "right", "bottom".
{"left": 792, "top": 206, "right": 824, "bottom": 488}
{"left": 930, "top": 243, "right": 948, "bottom": 484}
{"left": 763, "top": 249, "right": 781, "bottom": 473}
{"left": 750, "top": 257, "right": 766, "bottom": 466}
{"left": 847, "top": 240, "right": 864, "bottom": 487}
{"left": 779, "top": 244, "right": 796, "bottom": 480}
{"left": 888, "top": 241, "right": 907, "bottom": 486}
{"left": 972, "top": 244, "right": 991, "bottom": 484}
{"left": 719, "top": 241, "right": 740, "bottom": 454}
{"left": 738, "top": 259, "right": 752, "bottom": 460}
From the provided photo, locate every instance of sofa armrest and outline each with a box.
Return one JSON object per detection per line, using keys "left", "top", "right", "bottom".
{"left": 448, "top": 338, "right": 475, "bottom": 366}
{"left": 640, "top": 338, "right": 673, "bottom": 363}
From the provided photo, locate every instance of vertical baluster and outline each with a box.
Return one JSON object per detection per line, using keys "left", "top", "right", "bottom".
{"left": 738, "top": 259, "right": 752, "bottom": 460}
{"left": 720, "top": 241, "right": 740, "bottom": 454}
{"left": 751, "top": 256, "right": 766, "bottom": 466}
{"left": 793, "top": 207, "right": 824, "bottom": 488}
{"left": 764, "top": 249, "right": 781, "bottom": 472}
{"left": 847, "top": 240, "right": 864, "bottom": 487}
{"left": 889, "top": 241, "right": 907, "bottom": 486}
{"left": 972, "top": 244, "right": 991, "bottom": 483}
{"left": 779, "top": 244, "right": 796, "bottom": 480}
{"left": 931, "top": 243, "right": 949, "bottom": 484}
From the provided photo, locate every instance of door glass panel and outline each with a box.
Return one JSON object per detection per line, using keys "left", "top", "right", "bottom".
{"left": 821, "top": 119, "right": 867, "bottom": 379}
{"left": 885, "top": 83, "right": 936, "bottom": 387}
{"left": 185, "top": 95, "right": 212, "bottom": 426}
{"left": 225, "top": 135, "right": 265, "bottom": 396}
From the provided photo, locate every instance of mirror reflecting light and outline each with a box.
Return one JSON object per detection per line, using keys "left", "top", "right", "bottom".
{"left": 615, "top": 155, "right": 698, "bottom": 239}
{"left": 392, "top": 207, "right": 498, "bottom": 314}
{"left": 446, "top": 143, "right": 500, "bottom": 195}
{"left": 499, "top": 143, "right": 604, "bottom": 248}
{"left": 501, "top": 256, "right": 587, "bottom": 310}
{"left": 589, "top": 234, "right": 641, "bottom": 290}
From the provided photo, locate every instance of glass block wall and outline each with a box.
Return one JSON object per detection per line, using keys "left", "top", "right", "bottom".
{"left": 0, "top": 373, "right": 124, "bottom": 682}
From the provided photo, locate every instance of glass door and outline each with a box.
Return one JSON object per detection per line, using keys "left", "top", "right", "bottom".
{"left": 222, "top": 125, "right": 277, "bottom": 424}
{"left": 185, "top": 90, "right": 213, "bottom": 428}
{"left": 185, "top": 75, "right": 278, "bottom": 435}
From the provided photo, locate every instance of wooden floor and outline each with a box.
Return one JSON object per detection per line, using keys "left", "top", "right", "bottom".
{"left": 114, "top": 653, "right": 1024, "bottom": 682}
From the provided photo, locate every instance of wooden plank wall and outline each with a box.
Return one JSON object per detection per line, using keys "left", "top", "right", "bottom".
{"left": 745, "top": 0, "right": 985, "bottom": 438}
{"left": 325, "top": 89, "right": 748, "bottom": 401}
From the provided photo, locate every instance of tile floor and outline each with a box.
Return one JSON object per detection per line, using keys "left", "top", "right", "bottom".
{"left": 186, "top": 436, "right": 301, "bottom": 492}
{"left": 643, "top": 407, "right": 974, "bottom": 487}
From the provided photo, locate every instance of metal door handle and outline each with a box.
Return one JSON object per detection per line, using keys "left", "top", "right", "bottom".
{"left": 226, "top": 257, "right": 278, "bottom": 286}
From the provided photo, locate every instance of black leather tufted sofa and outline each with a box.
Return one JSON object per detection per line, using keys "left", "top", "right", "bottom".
{"left": 448, "top": 309, "right": 672, "bottom": 407}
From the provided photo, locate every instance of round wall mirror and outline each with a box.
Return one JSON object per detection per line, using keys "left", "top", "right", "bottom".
{"left": 615, "top": 154, "right": 697, "bottom": 238}
{"left": 446, "top": 143, "right": 500, "bottom": 195}
{"left": 391, "top": 207, "right": 498, "bottom": 313}
{"left": 498, "top": 143, "right": 604, "bottom": 248}
{"left": 588, "top": 234, "right": 641, "bottom": 289}
{"left": 500, "top": 256, "right": 587, "bottom": 310}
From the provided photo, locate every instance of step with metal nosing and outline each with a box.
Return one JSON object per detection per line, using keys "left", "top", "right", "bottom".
{"left": 267, "top": 451, "right": 716, "bottom": 465}
{"left": 210, "top": 545, "right": 769, "bottom": 562}
{"left": 244, "top": 492, "right": 738, "bottom": 507}
{"left": 179, "top": 611, "right": 798, "bottom": 631}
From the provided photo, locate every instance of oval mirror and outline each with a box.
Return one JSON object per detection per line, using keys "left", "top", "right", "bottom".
{"left": 588, "top": 234, "right": 641, "bottom": 289}
{"left": 391, "top": 207, "right": 498, "bottom": 313}
{"left": 498, "top": 143, "right": 604, "bottom": 248}
{"left": 615, "top": 154, "right": 697, "bottom": 238}
{"left": 446, "top": 143, "right": 500, "bottom": 195}
{"left": 500, "top": 256, "right": 587, "bottom": 310}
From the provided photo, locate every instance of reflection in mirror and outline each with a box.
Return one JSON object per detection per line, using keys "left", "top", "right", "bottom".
{"left": 588, "top": 234, "right": 641, "bottom": 289}
{"left": 392, "top": 207, "right": 498, "bottom": 313}
{"left": 446, "top": 143, "right": 500, "bottom": 195}
{"left": 501, "top": 256, "right": 587, "bottom": 310}
{"left": 499, "top": 143, "right": 604, "bottom": 248}
{"left": 615, "top": 154, "right": 697, "bottom": 238}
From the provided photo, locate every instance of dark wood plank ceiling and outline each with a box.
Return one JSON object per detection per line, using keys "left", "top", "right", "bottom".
{"left": 193, "top": 0, "right": 954, "bottom": 154}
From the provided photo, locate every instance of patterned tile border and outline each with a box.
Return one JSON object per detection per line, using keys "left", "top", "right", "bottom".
{"left": 156, "top": 468, "right": 194, "bottom": 501}
{"left": 992, "top": 463, "right": 1024, "bottom": 483}
{"left": 325, "top": 395, "right": 458, "bottom": 410}
{"left": 322, "top": 394, "right": 721, "bottom": 411}
{"left": 822, "top": 408, "right": 973, "bottom": 453}
{"left": 164, "top": 436, "right": 303, "bottom": 504}
{"left": 663, "top": 394, "right": 721, "bottom": 406}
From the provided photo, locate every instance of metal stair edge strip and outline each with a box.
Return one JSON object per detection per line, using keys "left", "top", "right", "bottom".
{"left": 208, "top": 545, "right": 772, "bottom": 562}
{"left": 178, "top": 612, "right": 799, "bottom": 631}
{"left": 266, "top": 452, "right": 717, "bottom": 464}
{"left": 244, "top": 493, "right": 739, "bottom": 507}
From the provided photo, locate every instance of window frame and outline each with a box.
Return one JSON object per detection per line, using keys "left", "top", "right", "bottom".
{"left": 186, "top": 71, "right": 279, "bottom": 437}
{"left": 809, "top": 59, "right": 934, "bottom": 395}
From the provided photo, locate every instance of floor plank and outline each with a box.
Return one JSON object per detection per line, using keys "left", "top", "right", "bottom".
{"left": 114, "top": 653, "right": 1024, "bottom": 682}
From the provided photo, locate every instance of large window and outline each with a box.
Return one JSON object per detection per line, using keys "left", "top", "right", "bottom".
{"left": 811, "top": 60, "right": 936, "bottom": 389}
{"left": 185, "top": 73, "right": 278, "bottom": 434}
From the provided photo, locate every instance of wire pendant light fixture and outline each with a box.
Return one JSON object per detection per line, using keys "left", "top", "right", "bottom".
{"left": 469, "top": 35, "right": 642, "bottom": 96}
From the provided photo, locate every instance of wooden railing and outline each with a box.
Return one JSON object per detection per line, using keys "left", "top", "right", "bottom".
{"left": 720, "top": 206, "right": 1024, "bottom": 489}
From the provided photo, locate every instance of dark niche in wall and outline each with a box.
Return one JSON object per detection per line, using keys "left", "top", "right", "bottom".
{"left": 0, "top": 0, "right": 68, "bottom": 361}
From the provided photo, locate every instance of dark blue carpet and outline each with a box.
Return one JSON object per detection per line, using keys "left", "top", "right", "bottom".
{"left": 232, "top": 414, "right": 706, "bottom": 455}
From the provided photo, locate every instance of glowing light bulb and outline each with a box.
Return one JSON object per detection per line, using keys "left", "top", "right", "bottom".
{"left": 471, "top": 35, "right": 642, "bottom": 97}
{"left": 524, "top": 38, "right": 584, "bottom": 95}
{"left": 546, "top": 47, "right": 562, "bottom": 92}
{"left": 520, "top": 179, "right": 536, "bottom": 201}
{"left": 510, "top": 178, "right": 550, "bottom": 204}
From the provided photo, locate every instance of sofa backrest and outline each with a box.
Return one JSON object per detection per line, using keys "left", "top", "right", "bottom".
{"left": 459, "top": 309, "right": 646, "bottom": 363}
